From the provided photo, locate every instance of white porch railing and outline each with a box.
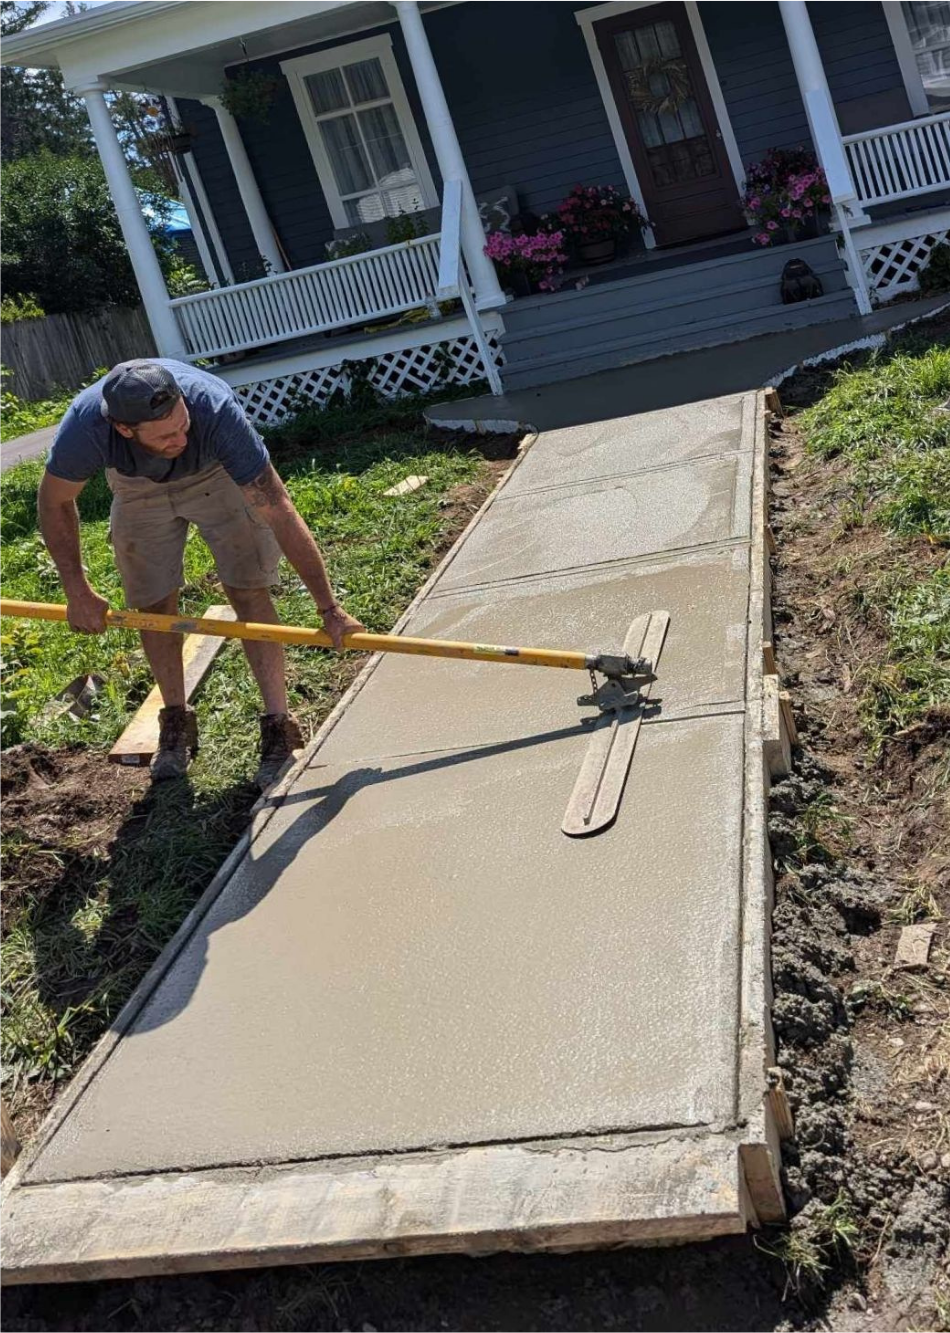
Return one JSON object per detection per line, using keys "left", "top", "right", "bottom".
{"left": 843, "top": 112, "right": 950, "bottom": 208}
{"left": 170, "top": 235, "right": 443, "bottom": 360}
{"left": 168, "top": 181, "right": 502, "bottom": 395}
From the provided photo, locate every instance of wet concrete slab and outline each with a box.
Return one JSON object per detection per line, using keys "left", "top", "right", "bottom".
{"left": 505, "top": 393, "right": 752, "bottom": 496}
{"left": 30, "top": 712, "right": 744, "bottom": 1184}
{"left": 441, "top": 452, "right": 752, "bottom": 591}
{"left": 317, "top": 547, "right": 750, "bottom": 762}
{"left": 9, "top": 388, "right": 784, "bottom": 1275}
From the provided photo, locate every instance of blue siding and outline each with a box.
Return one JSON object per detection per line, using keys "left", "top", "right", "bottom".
{"left": 701, "top": 2, "right": 813, "bottom": 164}
{"left": 426, "top": 2, "right": 627, "bottom": 216}
{"left": 810, "top": 2, "right": 912, "bottom": 132}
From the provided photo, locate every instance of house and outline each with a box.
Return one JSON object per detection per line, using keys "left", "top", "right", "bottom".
{"left": 3, "top": 0, "right": 948, "bottom": 423}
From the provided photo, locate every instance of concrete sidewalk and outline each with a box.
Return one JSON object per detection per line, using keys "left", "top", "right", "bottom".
{"left": 3, "top": 388, "right": 784, "bottom": 1281}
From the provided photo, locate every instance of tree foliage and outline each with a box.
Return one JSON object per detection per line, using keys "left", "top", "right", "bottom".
{"left": 1, "top": 151, "right": 175, "bottom": 314}
{"left": 0, "top": 1, "right": 93, "bottom": 160}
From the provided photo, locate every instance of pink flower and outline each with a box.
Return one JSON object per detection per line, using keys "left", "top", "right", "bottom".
{"left": 749, "top": 196, "right": 761, "bottom": 209}
{"left": 792, "top": 208, "right": 802, "bottom": 219}
{"left": 766, "top": 220, "right": 779, "bottom": 230}
{"left": 755, "top": 232, "right": 771, "bottom": 246}
{"left": 781, "top": 207, "right": 791, "bottom": 217}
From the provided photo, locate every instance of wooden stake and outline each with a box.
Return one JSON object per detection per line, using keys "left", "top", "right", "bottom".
{"left": 762, "top": 641, "right": 778, "bottom": 677}
{"left": 779, "top": 691, "right": 798, "bottom": 746}
{"left": 766, "top": 1067, "right": 795, "bottom": 1141}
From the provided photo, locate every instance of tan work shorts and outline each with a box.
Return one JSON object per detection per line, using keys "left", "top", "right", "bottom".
{"left": 107, "top": 464, "right": 281, "bottom": 608}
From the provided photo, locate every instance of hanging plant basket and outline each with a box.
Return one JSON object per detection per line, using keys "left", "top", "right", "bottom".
{"left": 219, "top": 70, "right": 282, "bottom": 123}
{"left": 167, "top": 129, "right": 195, "bottom": 156}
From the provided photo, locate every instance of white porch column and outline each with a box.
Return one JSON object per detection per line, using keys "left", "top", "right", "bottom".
{"left": 166, "top": 95, "right": 234, "bottom": 286}
{"left": 77, "top": 84, "right": 187, "bottom": 358}
{"left": 203, "top": 96, "right": 286, "bottom": 274}
{"left": 778, "top": 0, "right": 869, "bottom": 224}
{"left": 395, "top": 0, "right": 506, "bottom": 310}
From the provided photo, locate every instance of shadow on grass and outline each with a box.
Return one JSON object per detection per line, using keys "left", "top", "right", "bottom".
{"left": 7, "top": 770, "right": 259, "bottom": 1088}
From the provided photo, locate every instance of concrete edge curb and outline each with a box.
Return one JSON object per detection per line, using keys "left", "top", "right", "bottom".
{"left": 763, "top": 298, "right": 950, "bottom": 387}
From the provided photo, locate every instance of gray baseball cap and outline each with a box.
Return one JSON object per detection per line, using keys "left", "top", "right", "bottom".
{"left": 100, "top": 361, "right": 181, "bottom": 424}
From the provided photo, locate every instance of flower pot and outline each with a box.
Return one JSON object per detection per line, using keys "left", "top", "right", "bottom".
{"left": 577, "top": 237, "right": 616, "bottom": 265}
{"left": 505, "top": 269, "right": 535, "bottom": 298}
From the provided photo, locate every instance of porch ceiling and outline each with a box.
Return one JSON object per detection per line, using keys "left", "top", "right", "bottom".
{"left": 0, "top": 0, "right": 455, "bottom": 99}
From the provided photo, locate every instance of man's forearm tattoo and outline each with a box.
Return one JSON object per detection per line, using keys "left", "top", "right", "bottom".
{"left": 245, "top": 465, "right": 286, "bottom": 509}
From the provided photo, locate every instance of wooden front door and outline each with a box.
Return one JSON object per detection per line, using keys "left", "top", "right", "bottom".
{"left": 596, "top": 5, "right": 745, "bottom": 246}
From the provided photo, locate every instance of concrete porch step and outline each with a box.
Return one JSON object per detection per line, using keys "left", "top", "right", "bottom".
{"left": 499, "top": 288, "right": 858, "bottom": 392}
{"left": 502, "top": 234, "right": 845, "bottom": 330}
{"left": 500, "top": 255, "right": 851, "bottom": 357}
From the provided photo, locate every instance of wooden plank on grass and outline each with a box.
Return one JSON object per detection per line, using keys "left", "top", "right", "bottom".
{"left": 108, "top": 605, "right": 235, "bottom": 767}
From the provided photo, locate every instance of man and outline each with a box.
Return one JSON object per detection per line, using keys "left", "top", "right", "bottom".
{"left": 39, "top": 358, "right": 364, "bottom": 789}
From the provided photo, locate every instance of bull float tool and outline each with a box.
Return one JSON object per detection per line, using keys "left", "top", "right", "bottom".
{"left": 0, "top": 598, "right": 669, "bottom": 837}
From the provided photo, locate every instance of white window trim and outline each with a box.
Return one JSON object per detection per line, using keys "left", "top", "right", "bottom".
{"left": 281, "top": 34, "right": 438, "bottom": 231}
{"left": 576, "top": 0, "right": 745, "bottom": 250}
{"left": 883, "top": 1, "right": 935, "bottom": 117}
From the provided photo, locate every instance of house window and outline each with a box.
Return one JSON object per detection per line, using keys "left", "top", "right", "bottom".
{"left": 282, "top": 37, "right": 437, "bottom": 231}
{"left": 901, "top": 1, "right": 950, "bottom": 111}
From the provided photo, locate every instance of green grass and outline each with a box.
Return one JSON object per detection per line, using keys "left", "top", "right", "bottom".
{"left": 796, "top": 331, "right": 950, "bottom": 746}
{"left": 0, "top": 365, "right": 110, "bottom": 444}
{"left": 0, "top": 394, "right": 497, "bottom": 1113}
{"left": 757, "top": 1192, "right": 860, "bottom": 1296}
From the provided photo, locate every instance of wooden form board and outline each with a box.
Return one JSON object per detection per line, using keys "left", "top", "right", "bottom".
{"left": 108, "top": 605, "right": 235, "bottom": 766}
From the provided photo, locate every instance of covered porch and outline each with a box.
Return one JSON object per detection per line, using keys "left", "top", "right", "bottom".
{"left": 3, "top": 0, "right": 949, "bottom": 417}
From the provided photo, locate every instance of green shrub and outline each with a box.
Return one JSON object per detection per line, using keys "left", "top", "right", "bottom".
{"left": 0, "top": 293, "right": 44, "bottom": 323}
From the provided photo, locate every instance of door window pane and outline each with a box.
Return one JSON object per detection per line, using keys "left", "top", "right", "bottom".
{"left": 614, "top": 20, "right": 716, "bottom": 184}
{"left": 902, "top": 1, "right": 950, "bottom": 109}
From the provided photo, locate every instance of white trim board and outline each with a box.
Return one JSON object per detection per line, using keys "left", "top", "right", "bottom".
{"left": 575, "top": 0, "right": 746, "bottom": 251}
{"left": 882, "top": 1, "right": 931, "bottom": 117}
{"left": 281, "top": 33, "right": 438, "bottom": 232}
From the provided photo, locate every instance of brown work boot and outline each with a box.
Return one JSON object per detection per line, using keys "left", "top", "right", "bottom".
{"left": 254, "top": 713, "right": 304, "bottom": 791}
{"left": 150, "top": 705, "right": 198, "bottom": 782}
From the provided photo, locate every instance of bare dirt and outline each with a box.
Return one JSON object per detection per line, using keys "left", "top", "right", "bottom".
{"left": 3, "top": 405, "right": 948, "bottom": 1329}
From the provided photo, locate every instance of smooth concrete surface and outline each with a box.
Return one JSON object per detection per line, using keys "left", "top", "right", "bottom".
{"left": 503, "top": 392, "right": 752, "bottom": 496}
{"left": 23, "top": 388, "right": 764, "bottom": 1228}
{"left": 428, "top": 295, "right": 949, "bottom": 434}
{"left": 31, "top": 713, "right": 745, "bottom": 1182}
{"left": 439, "top": 452, "right": 751, "bottom": 591}
{"left": 316, "top": 548, "right": 750, "bottom": 762}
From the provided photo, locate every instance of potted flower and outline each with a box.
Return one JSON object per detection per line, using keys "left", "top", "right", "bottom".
{"left": 742, "top": 149, "right": 832, "bottom": 247}
{"left": 483, "top": 229, "right": 568, "bottom": 296}
{"left": 555, "top": 184, "right": 648, "bottom": 265}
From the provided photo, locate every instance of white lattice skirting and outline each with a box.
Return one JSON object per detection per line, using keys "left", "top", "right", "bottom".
{"left": 858, "top": 216, "right": 950, "bottom": 302}
{"left": 233, "top": 332, "right": 503, "bottom": 427}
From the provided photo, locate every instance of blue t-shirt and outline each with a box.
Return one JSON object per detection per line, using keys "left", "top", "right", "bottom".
{"left": 46, "top": 360, "right": 270, "bottom": 487}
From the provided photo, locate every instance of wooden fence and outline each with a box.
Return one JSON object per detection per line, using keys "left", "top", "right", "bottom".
{"left": 2, "top": 306, "right": 157, "bottom": 400}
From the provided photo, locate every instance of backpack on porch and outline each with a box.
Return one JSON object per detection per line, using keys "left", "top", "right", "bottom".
{"left": 780, "top": 258, "right": 824, "bottom": 304}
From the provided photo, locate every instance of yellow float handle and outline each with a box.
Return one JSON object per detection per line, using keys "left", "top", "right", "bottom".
{"left": 0, "top": 598, "right": 594, "bottom": 673}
